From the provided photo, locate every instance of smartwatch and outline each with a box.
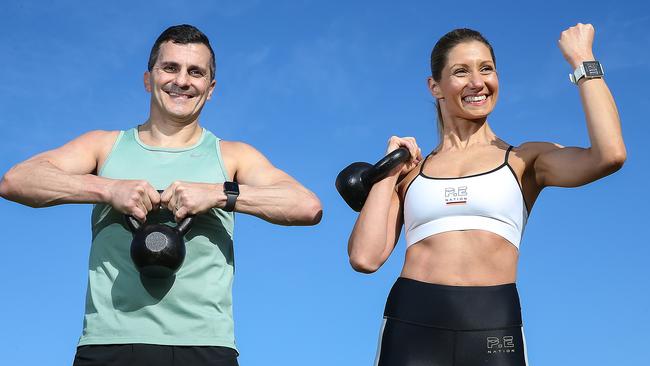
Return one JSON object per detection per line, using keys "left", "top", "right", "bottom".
{"left": 569, "top": 61, "right": 604, "bottom": 84}
{"left": 223, "top": 181, "right": 239, "bottom": 212}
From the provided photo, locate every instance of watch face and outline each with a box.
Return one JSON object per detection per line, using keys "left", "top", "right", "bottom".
{"left": 583, "top": 61, "right": 603, "bottom": 77}
{"left": 224, "top": 181, "right": 239, "bottom": 194}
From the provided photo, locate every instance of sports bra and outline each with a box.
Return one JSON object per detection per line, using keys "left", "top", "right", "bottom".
{"left": 403, "top": 146, "right": 528, "bottom": 249}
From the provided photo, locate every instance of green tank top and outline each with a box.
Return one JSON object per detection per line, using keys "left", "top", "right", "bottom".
{"left": 78, "top": 127, "right": 236, "bottom": 350}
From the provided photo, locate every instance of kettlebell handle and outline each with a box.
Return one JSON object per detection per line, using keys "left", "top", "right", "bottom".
{"left": 125, "top": 214, "right": 194, "bottom": 235}
{"left": 364, "top": 147, "right": 411, "bottom": 185}
{"left": 124, "top": 190, "right": 194, "bottom": 235}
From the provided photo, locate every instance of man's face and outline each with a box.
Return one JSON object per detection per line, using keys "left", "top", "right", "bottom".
{"left": 144, "top": 41, "right": 216, "bottom": 123}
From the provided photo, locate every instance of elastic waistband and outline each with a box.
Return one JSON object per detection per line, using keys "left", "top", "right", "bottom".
{"left": 383, "top": 277, "right": 522, "bottom": 331}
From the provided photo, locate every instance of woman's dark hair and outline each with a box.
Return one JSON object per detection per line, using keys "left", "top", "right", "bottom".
{"left": 430, "top": 28, "right": 496, "bottom": 140}
{"left": 148, "top": 24, "right": 216, "bottom": 81}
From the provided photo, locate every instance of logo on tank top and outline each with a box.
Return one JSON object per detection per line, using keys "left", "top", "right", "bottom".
{"left": 486, "top": 336, "right": 516, "bottom": 354}
{"left": 445, "top": 186, "right": 468, "bottom": 205}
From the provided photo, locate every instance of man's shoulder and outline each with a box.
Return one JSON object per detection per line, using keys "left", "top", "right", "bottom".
{"left": 218, "top": 140, "right": 273, "bottom": 178}
{"left": 80, "top": 129, "right": 122, "bottom": 141}
{"left": 219, "top": 140, "right": 263, "bottom": 157}
{"left": 71, "top": 130, "right": 122, "bottom": 150}
{"left": 56, "top": 129, "right": 119, "bottom": 147}
{"left": 59, "top": 130, "right": 123, "bottom": 162}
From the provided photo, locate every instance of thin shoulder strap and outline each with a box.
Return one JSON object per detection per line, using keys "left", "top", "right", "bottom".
{"left": 419, "top": 152, "right": 434, "bottom": 174}
{"left": 504, "top": 145, "right": 514, "bottom": 165}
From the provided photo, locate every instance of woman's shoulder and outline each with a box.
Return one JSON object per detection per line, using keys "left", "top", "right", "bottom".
{"left": 511, "top": 141, "right": 563, "bottom": 163}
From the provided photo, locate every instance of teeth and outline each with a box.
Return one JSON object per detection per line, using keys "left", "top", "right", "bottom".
{"left": 464, "top": 95, "right": 486, "bottom": 102}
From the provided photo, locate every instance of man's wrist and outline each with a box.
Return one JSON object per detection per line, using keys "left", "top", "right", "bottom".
{"left": 213, "top": 183, "right": 227, "bottom": 208}
{"left": 222, "top": 181, "right": 239, "bottom": 212}
{"left": 96, "top": 176, "right": 117, "bottom": 204}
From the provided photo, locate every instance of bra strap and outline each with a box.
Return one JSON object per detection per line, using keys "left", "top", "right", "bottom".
{"left": 419, "top": 153, "right": 434, "bottom": 174}
{"left": 504, "top": 145, "right": 514, "bottom": 164}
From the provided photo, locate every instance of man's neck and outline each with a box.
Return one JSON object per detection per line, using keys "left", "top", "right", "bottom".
{"left": 138, "top": 118, "right": 204, "bottom": 148}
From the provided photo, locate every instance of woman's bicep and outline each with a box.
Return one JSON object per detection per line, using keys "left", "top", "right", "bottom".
{"left": 531, "top": 142, "right": 622, "bottom": 188}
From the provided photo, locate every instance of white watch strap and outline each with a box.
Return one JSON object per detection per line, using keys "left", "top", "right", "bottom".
{"left": 569, "top": 64, "right": 585, "bottom": 84}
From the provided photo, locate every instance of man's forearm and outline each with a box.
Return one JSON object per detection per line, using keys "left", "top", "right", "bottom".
{"left": 235, "top": 182, "right": 322, "bottom": 226}
{"left": 0, "top": 159, "right": 110, "bottom": 207}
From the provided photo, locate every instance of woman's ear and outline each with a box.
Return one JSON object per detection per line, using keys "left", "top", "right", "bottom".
{"left": 427, "top": 77, "right": 443, "bottom": 99}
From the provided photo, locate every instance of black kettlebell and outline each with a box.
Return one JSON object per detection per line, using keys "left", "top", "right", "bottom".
{"left": 125, "top": 209, "right": 194, "bottom": 279}
{"left": 335, "top": 147, "right": 411, "bottom": 212}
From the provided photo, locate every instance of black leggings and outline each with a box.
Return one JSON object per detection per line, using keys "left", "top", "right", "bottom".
{"left": 375, "top": 278, "right": 528, "bottom": 366}
{"left": 72, "top": 344, "right": 239, "bottom": 366}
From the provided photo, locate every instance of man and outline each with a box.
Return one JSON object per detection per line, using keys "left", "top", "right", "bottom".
{"left": 0, "top": 24, "right": 322, "bottom": 365}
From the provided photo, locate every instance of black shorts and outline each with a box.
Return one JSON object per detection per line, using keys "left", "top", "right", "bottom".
{"left": 72, "top": 344, "right": 239, "bottom": 366}
{"left": 375, "top": 277, "right": 528, "bottom": 366}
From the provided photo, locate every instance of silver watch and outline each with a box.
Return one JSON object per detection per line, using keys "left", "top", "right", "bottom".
{"left": 569, "top": 61, "right": 604, "bottom": 84}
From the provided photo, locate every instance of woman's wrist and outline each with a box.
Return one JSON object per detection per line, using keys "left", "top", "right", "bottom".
{"left": 568, "top": 53, "right": 596, "bottom": 69}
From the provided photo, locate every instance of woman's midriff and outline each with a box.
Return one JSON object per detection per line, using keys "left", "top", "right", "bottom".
{"left": 400, "top": 229, "right": 519, "bottom": 286}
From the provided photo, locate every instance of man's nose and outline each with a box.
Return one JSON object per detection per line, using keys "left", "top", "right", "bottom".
{"left": 174, "top": 69, "right": 191, "bottom": 88}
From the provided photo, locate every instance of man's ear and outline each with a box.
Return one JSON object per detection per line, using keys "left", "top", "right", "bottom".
{"left": 144, "top": 71, "right": 152, "bottom": 92}
{"left": 206, "top": 78, "right": 216, "bottom": 100}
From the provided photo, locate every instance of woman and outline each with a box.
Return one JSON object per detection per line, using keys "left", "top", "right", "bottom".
{"left": 347, "top": 24, "right": 625, "bottom": 366}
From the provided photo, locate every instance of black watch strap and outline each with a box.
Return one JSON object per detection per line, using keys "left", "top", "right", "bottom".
{"left": 223, "top": 181, "right": 239, "bottom": 212}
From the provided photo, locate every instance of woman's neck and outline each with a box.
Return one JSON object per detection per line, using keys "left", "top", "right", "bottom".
{"left": 437, "top": 118, "right": 499, "bottom": 151}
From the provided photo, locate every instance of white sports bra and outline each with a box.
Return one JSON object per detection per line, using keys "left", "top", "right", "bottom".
{"left": 403, "top": 146, "right": 529, "bottom": 249}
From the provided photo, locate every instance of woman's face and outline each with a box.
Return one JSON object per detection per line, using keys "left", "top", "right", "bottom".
{"left": 429, "top": 41, "right": 498, "bottom": 121}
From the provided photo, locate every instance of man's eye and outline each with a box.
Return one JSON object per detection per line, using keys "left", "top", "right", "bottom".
{"left": 163, "top": 65, "right": 177, "bottom": 72}
{"left": 189, "top": 70, "right": 204, "bottom": 77}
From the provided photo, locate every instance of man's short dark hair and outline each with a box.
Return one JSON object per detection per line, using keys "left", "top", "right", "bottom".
{"left": 148, "top": 24, "right": 216, "bottom": 80}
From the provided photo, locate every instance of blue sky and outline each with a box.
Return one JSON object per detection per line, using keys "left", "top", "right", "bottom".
{"left": 1, "top": 1, "right": 649, "bottom": 365}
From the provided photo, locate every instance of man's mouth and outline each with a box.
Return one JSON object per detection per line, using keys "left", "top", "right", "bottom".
{"left": 163, "top": 84, "right": 196, "bottom": 100}
{"left": 165, "top": 91, "right": 194, "bottom": 99}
